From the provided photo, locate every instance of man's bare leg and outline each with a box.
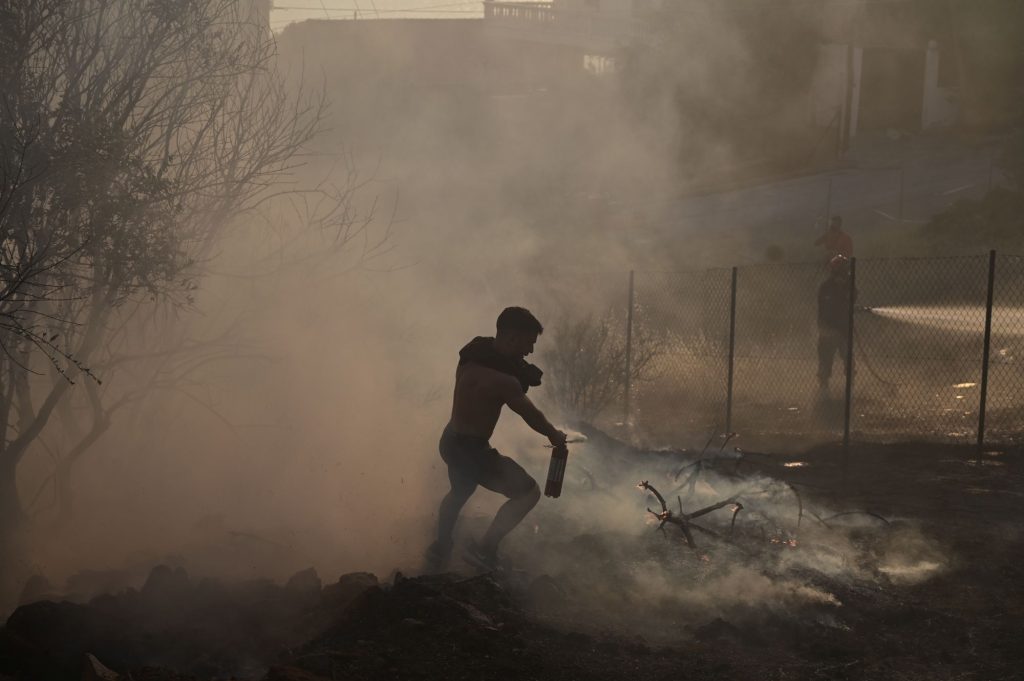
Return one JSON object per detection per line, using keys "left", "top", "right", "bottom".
{"left": 480, "top": 482, "right": 541, "bottom": 555}
{"left": 426, "top": 484, "right": 475, "bottom": 571}
{"left": 437, "top": 486, "right": 474, "bottom": 547}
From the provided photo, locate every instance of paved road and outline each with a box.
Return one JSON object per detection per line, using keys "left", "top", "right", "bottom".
{"left": 639, "top": 139, "right": 1002, "bottom": 261}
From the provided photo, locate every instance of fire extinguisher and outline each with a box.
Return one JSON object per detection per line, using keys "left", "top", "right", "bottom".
{"left": 544, "top": 443, "right": 570, "bottom": 498}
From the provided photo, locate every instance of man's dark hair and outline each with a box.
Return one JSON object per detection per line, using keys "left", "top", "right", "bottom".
{"left": 830, "top": 215, "right": 843, "bottom": 228}
{"left": 496, "top": 307, "right": 543, "bottom": 335}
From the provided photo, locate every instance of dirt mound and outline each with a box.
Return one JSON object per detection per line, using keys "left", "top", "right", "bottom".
{"left": 0, "top": 566, "right": 378, "bottom": 681}
{"left": 3, "top": 442, "right": 1022, "bottom": 681}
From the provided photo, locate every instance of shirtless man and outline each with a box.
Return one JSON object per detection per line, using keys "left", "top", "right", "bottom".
{"left": 426, "top": 307, "right": 566, "bottom": 571}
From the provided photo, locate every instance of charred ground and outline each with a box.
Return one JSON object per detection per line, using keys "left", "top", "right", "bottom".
{"left": 2, "top": 438, "right": 1022, "bottom": 681}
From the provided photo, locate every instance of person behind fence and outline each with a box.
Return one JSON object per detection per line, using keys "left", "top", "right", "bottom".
{"left": 817, "top": 255, "right": 854, "bottom": 397}
{"left": 426, "top": 307, "right": 567, "bottom": 572}
{"left": 814, "top": 215, "right": 853, "bottom": 263}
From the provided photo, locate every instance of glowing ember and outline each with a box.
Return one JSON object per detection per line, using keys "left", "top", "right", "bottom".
{"left": 769, "top": 537, "right": 798, "bottom": 548}
{"left": 783, "top": 461, "right": 808, "bottom": 468}
{"left": 953, "top": 382, "right": 977, "bottom": 389}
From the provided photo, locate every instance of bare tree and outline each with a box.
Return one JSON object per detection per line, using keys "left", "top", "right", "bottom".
{"left": 0, "top": 0, "right": 381, "bottom": 590}
{"left": 541, "top": 310, "right": 664, "bottom": 423}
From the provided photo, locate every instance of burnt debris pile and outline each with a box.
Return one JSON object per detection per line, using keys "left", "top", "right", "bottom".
{"left": 2, "top": 432, "right": 1022, "bottom": 681}
{"left": 0, "top": 566, "right": 379, "bottom": 681}
{"left": 1, "top": 567, "right": 688, "bottom": 681}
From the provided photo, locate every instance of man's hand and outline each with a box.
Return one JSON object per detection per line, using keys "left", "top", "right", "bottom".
{"left": 548, "top": 430, "right": 568, "bottom": 447}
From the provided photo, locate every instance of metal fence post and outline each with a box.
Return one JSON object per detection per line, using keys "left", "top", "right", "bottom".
{"left": 623, "top": 270, "right": 635, "bottom": 426}
{"left": 725, "top": 266, "right": 738, "bottom": 434}
{"left": 978, "top": 250, "right": 997, "bottom": 449}
{"left": 843, "top": 257, "right": 857, "bottom": 451}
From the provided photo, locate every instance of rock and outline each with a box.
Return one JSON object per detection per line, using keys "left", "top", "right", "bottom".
{"left": 693, "top": 617, "right": 742, "bottom": 643}
{"left": 285, "top": 567, "right": 322, "bottom": 595}
{"left": 400, "top": 617, "right": 425, "bottom": 628}
{"left": 321, "top": 572, "right": 378, "bottom": 609}
{"left": 81, "top": 653, "right": 120, "bottom": 681}
{"left": 6, "top": 600, "right": 96, "bottom": 651}
{"left": 141, "top": 565, "right": 189, "bottom": 599}
{"left": 443, "top": 574, "right": 510, "bottom": 612}
{"left": 454, "top": 600, "right": 498, "bottom": 631}
{"left": 0, "top": 626, "right": 34, "bottom": 677}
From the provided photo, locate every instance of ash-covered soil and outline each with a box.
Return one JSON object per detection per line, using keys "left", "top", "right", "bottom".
{"left": 2, "top": 440, "right": 1022, "bottom": 681}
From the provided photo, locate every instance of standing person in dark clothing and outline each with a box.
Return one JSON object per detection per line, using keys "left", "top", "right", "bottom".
{"left": 814, "top": 215, "right": 853, "bottom": 263}
{"left": 817, "top": 255, "right": 853, "bottom": 397}
{"left": 426, "top": 307, "right": 566, "bottom": 572}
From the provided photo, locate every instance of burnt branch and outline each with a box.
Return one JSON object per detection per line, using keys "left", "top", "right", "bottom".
{"left": 638, "top": 476, "right": 805, "bottom": 554}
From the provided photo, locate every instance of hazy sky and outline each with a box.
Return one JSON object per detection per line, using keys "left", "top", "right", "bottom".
{"left": 270, "top": 0, "right": 484, "bottom": 31}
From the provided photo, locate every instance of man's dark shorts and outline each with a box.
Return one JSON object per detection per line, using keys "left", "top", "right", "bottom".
{"left": 439, "top": 426, "right": 536, "bottom": 498}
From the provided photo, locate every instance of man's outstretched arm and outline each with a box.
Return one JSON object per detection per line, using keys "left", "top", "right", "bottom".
{"left": 501, "top": 378, "right": 566, "bottom": 446}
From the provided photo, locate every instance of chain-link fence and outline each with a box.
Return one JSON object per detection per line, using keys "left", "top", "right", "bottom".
{"left": 853, "top": 256, "right": 990, "bottom": 442}
{"left": 540, "top": 252, "right": 1024, "bottom": 447}
{"left": 731, "top": 262, "right": 831, "bottom": 442}
{"left": 631, "top": 269, "right": 733, "bottom": 443}
{"left": 986, "top": 255, "right": 1024, "bottom": 445}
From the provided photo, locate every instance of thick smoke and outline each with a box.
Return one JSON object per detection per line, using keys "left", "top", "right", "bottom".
{"left": 11, "top": 4, "right": 942, "bottom": 632}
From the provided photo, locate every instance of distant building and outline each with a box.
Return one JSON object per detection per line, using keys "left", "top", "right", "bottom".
{"left": 482, "top": 0, "right": 644, "bottom": 59}
{"left": 812, "top": 1, "right": 959, "bottom": 142}
{"left": 276, "top": 18, "right": 491, "bottom": 91}
{"left": 273, "top": 0, "right": 960, "bottom": 151}
{"left": 275, "top": 15, "right": 583, "bottom": 98}
{"left": 481, "top": 0, "right": 961, "bottom": 135}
